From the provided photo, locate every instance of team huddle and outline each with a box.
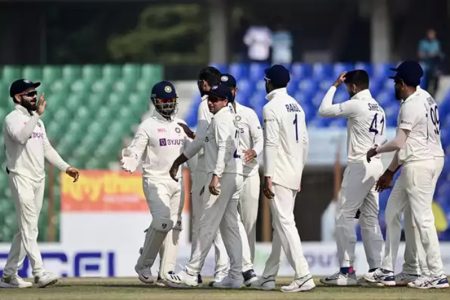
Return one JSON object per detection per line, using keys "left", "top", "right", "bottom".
{"left": 1, "top": 61, "right": 448, "bottom": 291}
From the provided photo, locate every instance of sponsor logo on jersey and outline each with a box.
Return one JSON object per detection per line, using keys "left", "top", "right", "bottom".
{"left": 159, "top": 138, "right": 184, "bottom": 146}
{"left": 31, "top": 132, "right": 44, "bottom": 139}
{"left": 285, "top": 103, "right": 301, "bottom": 112}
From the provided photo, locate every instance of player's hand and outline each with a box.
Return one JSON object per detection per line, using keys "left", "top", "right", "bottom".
{"left": 169, "top": 162, "right": 180, "bottom": 182}
{"left": 121, "top": 149, "right": 139, "bottom": 173}
{"left": 376, "top": 169, "right": 394, "bottom": 192}
{"left": 366, "top": 147, "right": 378, "bottom": 163}
{"left": 36, "top": 93, "right": 46, "bottom": 116}
{"left": 333, "top": 73, "right": 346, "bottom": 87}
{"left": 243, "top": 149, "right": 257, "bottom": 163}
{"left": 263, "top": 176, "right": 275, "bottom": 199}
{"left": 209, "top": 174, "right": 220, "bottom": 195}
{"left": 178, "top": 123, "right": 196, "bottom": 139}
{"left": 66, "top": 166, "right": 80, "bottom": 183}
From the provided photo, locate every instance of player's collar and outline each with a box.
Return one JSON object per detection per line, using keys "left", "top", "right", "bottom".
{"left": 201, "top": 95, "right": 209, "bottom": 102}
{"left": 351, "top": 89, "right": 372, "bottom": 100}
{"left": 265, "top": 87, "right": 287, "bottom": 101}
{"left": 15, "top": 104, "right": 34, "bottom": 116}
{"left": 402, "top": 89, "right": 420, "bottom": 104}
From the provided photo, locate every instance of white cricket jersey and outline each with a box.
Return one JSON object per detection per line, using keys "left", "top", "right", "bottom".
{"left": 3, "top": 105, "right": 69, "bottom": 181}
{"left": 125, "top": 111, "right": 188, "bottom": 181}
{"left": 235, "top": 102, "right": 263, "bottom": 176}
{"left": 418, "top": 87, "right": 445, "bottom": 158}
{"left": 184, "top": 105, "right": 242, "bottom": 176}
{"left": 319, "top": 87, "right": 386, "bottom": 162}
{"left": 263, "top": 88, "right": 309, "bottom": 190}
{"left": 397, "top": 90, "right": 433, "bottom": 164}
{"left": 190, "top": 96, "right": 212, "bottom": 173}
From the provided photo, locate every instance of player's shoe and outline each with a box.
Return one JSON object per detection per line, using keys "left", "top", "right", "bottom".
{"left": 320, "top": 271, "right": 358, "bottom": 286}
{"left": 408, "top": 274, "right": 449, "bottom": 289}
{"left": 155, "top": 271, "right": 176, "bottom": 287}
{"left": 394, "top": 272, "right": 420, "bottom": 286}
{"left": 165, "top": 270, "right": 199, "bottom": 288}
{"left": 372, "top": 268, "right": 395, "bottom": 286}
{"left": 280, "top": 274, "right": 315, "bottom": 293}
{"left": 208, "top": 271, "right": 227, "bottom": 287}
{"left": 34, "top": 271, "right": 59, "bottom": 288}
{"left": 0, "top": 275, "right": 32, "bottom": 288}
{"left": 242, "top": 269, "right": 258, "bottom": 286}
{"left": 135, "top": 265, "right": 154, "bottom": 284}
{"left": 250, "top": 275, "right": 276, "bottom": 290}
{"left": 211, "top": 275, "right": 242, "bottom": 289}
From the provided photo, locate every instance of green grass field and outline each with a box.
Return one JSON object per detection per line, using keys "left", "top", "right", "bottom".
{"left": 0, "top": 277, "right": 449, "bottom": 300}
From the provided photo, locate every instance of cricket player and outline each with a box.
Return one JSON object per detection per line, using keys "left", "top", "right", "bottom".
{"left": 0, "top": 79, "right": 79, "bottom": 288}
{"left": 318, "top": 70, "right": 385, "bottom": 286}
{"left": 121, "top": 81, "right": 187, "bottom": 285}
{"left": 366, "top": 61, "right": 448, "bottom": 289}
{"left": 180, "top": 67, "right": 230, "bottom": 284}
{"left": 221, "top": 73, "right": 262, "bottom": 285}
{"left": 396, "top": 86, "right": 445, "bottom": 285}
{"left": 167, "top": 83, "right": 244, "bottom": 289}
{"left": 252, "top": 65, "right": 315, "bottom": 292}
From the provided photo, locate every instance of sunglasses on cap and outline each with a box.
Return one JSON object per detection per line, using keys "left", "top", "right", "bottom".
{"left": 21, "top": 91, "right": 37, "bottom": 97}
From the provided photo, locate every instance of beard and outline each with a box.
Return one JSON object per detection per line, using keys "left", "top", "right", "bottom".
{"left": 394, "top": 88, "right": 402, "bottom": 100}
{"left": 21, "top": 99, "right": 37, "bottom": 111}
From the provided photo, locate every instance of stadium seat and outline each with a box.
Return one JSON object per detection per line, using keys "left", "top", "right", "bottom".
{"left": 102, "top": 64, "right": 121, "bottom": 81}
{"left": 1, "top": 66, "right": 21, "bottom": 83}
{"left": 333, "top": 62, "right": 354, "bottom": 78}
{"left": 141, "top": 64, "right": 162, "bottom": 82}
{"left": 62, "top": 65, "right": 82, "bottom": 81}
{"left": 82, "top": 65, "right": 102, "bottom": 82}
{"left": 249, "top": 63, "right": 269, "bottom": 81}
{"left": 122, "top": 64, "right": 140, "bottom": 82}
{"left": 312, "top": 63, "right": 333, "bottom": 80}
{"left": 22, "top": 66, "right": 43, "bottom": 81}
{"left": 354, "top": 62, "right": 373, "bottom": 76}
{"left": 229, "top": 63, "right": 249, "bottom": 81}
{"left": 42, "top": 66, "right": 63, "bottom": 82}
{"left": 290, "top": 63, "right": 312, "bottom": 79}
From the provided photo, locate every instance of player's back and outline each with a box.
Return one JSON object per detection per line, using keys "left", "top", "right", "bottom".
{"left": 419, "top": 87, "right": 445, "bottom": 158}
{"left": 263, "top": 89, "right": 307, "bottom": 190}
{"left": 345, "top": 94, "right": 386, "bottom": 162}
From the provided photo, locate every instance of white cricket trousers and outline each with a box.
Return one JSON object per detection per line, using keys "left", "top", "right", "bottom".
{"left": 141, "top": 178, "right": 182, "bottom": 274}
{"left": 238, "top": 172, "right": 260, "bottom": 263}
{"left": 190, "top": 169, "right": 229, "bottom": 276}
{"left": 335, "top": 159, "right": 384, "bottom": 269}
{"left": 381, "top": 159, "right": 445, "bottom": 276}
{"left": 402, "top": 156, "right": 444, "bottom": 275}
{"left": 186, "top": 173, "right": 243, "bottom": 279}
{"left": 4, "top": 174, "right": 45, "bottom": 277}
{"left": 261, "top": 183, "right": 310, "bottom": 279}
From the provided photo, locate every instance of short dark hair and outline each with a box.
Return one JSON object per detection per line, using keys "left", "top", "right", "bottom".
{"left": 198, "top": 66, "right": 221, "bottom": 86}
{"left": 344, "top": 70, "right": 369, "bottom": 89}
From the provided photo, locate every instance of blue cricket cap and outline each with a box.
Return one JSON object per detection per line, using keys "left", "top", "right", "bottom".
{"left": 151, "top": 81, "right": 177, "bottom": 99}
{"left": 264, "top": 64, "right": 290, "bottom": 86}
{"left": 207, "top": 83, "right": 232, "bottom": 100}
{"left": 220, "top": 73, "right": 237, "bottom": 88}
{"left": 389, "top": 60, "right": 423, "bottom": 87}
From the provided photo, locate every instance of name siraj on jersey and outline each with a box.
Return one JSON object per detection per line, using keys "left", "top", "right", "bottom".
{"left": 285, "top": 104, "right": 301, "bottom": 112}
{"left": 367, "top": 103, "right": 380, "bottom": 111}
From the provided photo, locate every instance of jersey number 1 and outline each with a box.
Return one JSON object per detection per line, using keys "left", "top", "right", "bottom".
{"left": 293, "top": 114, "right": 299, "bottom": 142}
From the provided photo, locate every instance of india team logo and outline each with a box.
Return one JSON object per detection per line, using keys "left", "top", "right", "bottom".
{"left": 159, "top": 138, "right": 167, "bottom": 146}
{"left": 164, "top": 86, "right": 172, "bottom": 93}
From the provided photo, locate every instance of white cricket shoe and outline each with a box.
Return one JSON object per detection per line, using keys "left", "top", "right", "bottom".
{"left": 135, "top": 265, "right": 154, "bottom": 284}
{"left": 394, "top": 272, "right": 420, "bottom": 286}
{"left": 0, "top": 275, "right": 32, "bottom": 288}
{"left": 320, "top": 271, "right": 358, "bottom": 286}
{"left": 372, "top": 268, "right": 396, "bottom": 286}
{"left": 211, "top": 275, "right": 242, "bottom": 289}
{"left": 34, "top": 272, "right": 59, "bottom": 288}
{"left": 165, "top": 270, "right": 199, "bottom": 288}
{"left": 250, "top": 276, "right": 276, "bottom": 290}
{"left": 408, "top": 274, "right": 449, "bottom": 289}
{"left": 280, "top": 275, "right": 315, "bottom": 293}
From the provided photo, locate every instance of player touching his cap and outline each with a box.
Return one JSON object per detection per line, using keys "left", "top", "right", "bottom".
{"left": 318, "top": 70, "right": 385, "bottom": 286}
